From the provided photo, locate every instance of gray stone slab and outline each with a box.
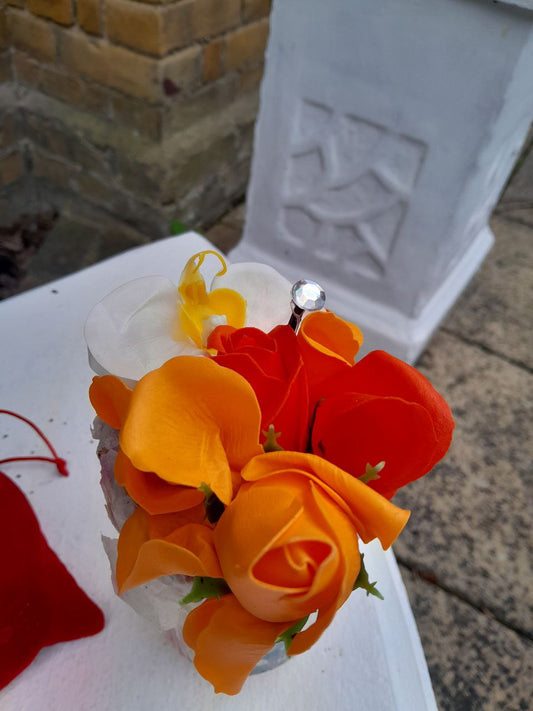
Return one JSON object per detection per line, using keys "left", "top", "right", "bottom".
{"left": 394, "top": 331, "right": 533, "bottom": 637}
{"left": 442, "top": 216, "right": 533, "bottom": 370}
{"left": 401, "top": 567, "right": 533, "bottom": 711}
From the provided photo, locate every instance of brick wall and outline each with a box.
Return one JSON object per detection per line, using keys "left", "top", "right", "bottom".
{"left": 0, "top": 0, "right": 271, "bottom": 238}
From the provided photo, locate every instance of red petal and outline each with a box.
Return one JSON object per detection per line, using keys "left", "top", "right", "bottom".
{"left": 212, "top": 326, "right": 310, "bottom": 451}
{"left": 313, "top": 393, "right": 442, "bottom": 498}
{"left": 323, "top": 351, "right": 454, "bottom": 465}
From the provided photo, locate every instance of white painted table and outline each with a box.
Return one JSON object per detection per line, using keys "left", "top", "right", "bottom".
{"left": 0, "top": 234, "right": 437, "bottom": 710}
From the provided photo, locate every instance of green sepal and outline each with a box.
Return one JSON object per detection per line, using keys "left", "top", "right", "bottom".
{"left": 180, "top": 576, "right": 231, "bottom": 605}
{"left": 262, "top": 425, "right": 284, "bottom": 452}
{"left": 276, "top": 615, "right": 309, "bottom": 653}
{"left": 358, "top": 461, "right": 385, "bottom": 484}
{"left": 353, "top": 553, "right": 384, "bottom": 600}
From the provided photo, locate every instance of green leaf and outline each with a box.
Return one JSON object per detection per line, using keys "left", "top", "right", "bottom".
{"left": 180, "top": 576, "right": 231, "bottom": 605}
{"left": 358, "top": 461, "right": 385, "bottom": 484}
{"left": 262, "top": 424, "right": 284, "bottom": 452}
{"left": 352, "top": 553, "right": 384, "bottom": 600}
{"left": 170, "top": 219, "right": 188, "bottom": 235}
{"left": 276, "top": 615, "right": 309, "bottom": 653}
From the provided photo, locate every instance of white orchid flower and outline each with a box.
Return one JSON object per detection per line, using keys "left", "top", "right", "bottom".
{"left": 84, "top": 250, "right": 292, "bottom": 382}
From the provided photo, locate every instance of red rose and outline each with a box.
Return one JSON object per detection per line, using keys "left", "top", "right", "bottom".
{"left": 208, "top": 325, "right": 309, "bottom": 451}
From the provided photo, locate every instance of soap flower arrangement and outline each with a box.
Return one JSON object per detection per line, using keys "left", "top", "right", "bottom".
{"left": 85, "top": 250, "right": 454, "bottom": 695}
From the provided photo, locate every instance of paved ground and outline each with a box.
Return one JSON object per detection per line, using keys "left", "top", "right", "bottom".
{"left": 4, "top": 161, "right": 532, "bottom": 710}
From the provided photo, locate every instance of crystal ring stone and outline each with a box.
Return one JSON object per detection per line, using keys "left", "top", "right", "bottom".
{"left": 289, "top": 280, "right": 326, "bottom": 332}
{"left": 291, "top": 280, "right": 326, "bottom": 311}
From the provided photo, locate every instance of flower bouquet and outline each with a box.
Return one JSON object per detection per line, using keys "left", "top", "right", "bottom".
{"left": 85, "top": 247, "right": 454, "bottom": 696}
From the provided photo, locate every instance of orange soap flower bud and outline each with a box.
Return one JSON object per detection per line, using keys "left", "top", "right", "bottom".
{"left": 214, "top": 452, "right": 409, "bottom": 655}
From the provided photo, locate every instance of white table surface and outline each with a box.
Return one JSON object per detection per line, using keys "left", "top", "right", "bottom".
{"left": 0, "top": 233, "right": 437, "bottom": 711}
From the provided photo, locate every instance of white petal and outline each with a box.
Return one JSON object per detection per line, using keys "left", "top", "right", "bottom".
{"left": 211, "top": 262, "right": 292, "bottom": 332}
{"left": 84, "top": 275, "right": 203, "bottom": 381}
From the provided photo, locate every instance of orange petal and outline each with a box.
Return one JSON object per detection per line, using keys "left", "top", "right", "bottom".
{"left": 182, "top": 596, "right": 291, "bottom": 695}
{"left": 117, "top": 508, "right": 221, "bottom": 592}
{"left": 114, "top": 449, "right": 205, "bottom": 515}
{"left": 287, "top": 601, "right": 338, "bottom": 655}
{"left": 120, "top": 357, "right": 263, "bottom": 504}
{"left": 299, "top": 311, "right": 363, "bottom": 365}
{"left": 297, "top": 311, "right": 363, "bottom": 404}
{"left": 89, "top": 375, "right": 132, "bottom": 429}
{"left": 215, "top": 477, "right": 359, "bottom": 623}
{"left": 242, "top": 451, "right": 410, "bottom": 549}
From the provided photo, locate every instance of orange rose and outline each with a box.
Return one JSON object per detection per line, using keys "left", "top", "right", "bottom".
{"left": 183, "top": 451, "right": 409, "bottom": 693}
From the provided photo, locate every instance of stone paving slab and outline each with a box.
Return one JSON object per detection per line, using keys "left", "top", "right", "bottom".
{"left": 394, "top": 330, "right": 533, "bottom": 637}
{"left": 401, "top": 568, "right": 533, "bottom": 711}
{"left": 442, "top": 217, "right": 533, "bottom": 370}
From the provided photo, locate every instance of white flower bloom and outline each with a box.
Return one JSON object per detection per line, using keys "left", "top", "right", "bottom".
{"left": 84, "top": 251, "right": 292, "bottom": 382}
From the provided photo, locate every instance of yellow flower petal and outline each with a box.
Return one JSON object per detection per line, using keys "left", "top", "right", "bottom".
{"left": 177, "top": 251, "right": 246, "bottom": 347}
